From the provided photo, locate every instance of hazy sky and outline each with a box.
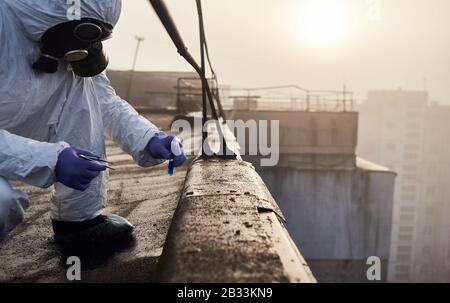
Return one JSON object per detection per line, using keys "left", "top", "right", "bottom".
{"left": 104, "top": 0, "right": 450, "bottom": 103}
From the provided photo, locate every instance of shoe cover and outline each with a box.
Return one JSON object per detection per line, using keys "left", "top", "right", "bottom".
{"left": 50, "top": 214, "right": 134, "bottom": 245}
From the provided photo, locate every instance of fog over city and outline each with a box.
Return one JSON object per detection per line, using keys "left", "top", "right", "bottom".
{"left": 105, "top": 0, "right": 450, "bottom": 103}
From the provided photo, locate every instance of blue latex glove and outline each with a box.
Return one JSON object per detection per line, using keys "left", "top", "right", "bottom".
{"left": 55, "top": 147, "right": 107, "bottom": 191}
{"left": 146, "top": 133, "right": 186, "bottom": 167}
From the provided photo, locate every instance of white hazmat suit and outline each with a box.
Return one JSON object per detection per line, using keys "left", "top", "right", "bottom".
{"left": 0, "top": 0, "right": 164, "bottom": 241}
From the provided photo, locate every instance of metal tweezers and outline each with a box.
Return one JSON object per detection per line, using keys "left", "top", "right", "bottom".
{"left": 79, "top": 154, "right": 116, "bottom": 170}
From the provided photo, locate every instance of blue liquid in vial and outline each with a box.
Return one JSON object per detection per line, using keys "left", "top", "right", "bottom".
{"left": 167, "top": 160, "right": 175, "bottom": 176}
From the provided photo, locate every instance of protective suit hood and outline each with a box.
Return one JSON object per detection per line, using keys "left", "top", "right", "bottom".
{"left": 5, "top": 0, "right": 122, "bottom": 42}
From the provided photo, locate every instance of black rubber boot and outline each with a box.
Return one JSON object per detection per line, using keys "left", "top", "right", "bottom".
{"left": 50, "top": 214, "right": 134, "bottom": 245}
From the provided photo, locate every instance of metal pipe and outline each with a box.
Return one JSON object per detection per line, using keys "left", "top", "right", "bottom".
{"left": 148, "top": 0, "right": 233, "bottom": 157}
{"left": 197, "top": 0, "right": 208, "bottom": 156}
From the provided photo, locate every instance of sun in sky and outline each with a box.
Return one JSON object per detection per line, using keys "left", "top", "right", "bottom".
{"left": 296, "top": 0, "right": 353, "bottom": 49}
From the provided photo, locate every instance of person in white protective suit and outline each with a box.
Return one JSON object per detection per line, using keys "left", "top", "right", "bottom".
{"left": 0, "top": 0, "right": 186, "bottom": 244}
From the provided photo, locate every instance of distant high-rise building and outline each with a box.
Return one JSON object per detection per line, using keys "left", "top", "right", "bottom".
{"left": 358, "top": 89, "right": 450, "bottom": 282}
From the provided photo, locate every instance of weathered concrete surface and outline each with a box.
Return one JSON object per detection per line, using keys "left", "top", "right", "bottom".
{"left": 157, "top": 159, "right": 316, "bottom": 283}
{"left": 0, "top": 114, "right": 187, "bottom": 282}
{"left": 254, "top": 162, "right": 395, "bottom": 260}
{"left": 230, "top": 110, "right": 358, "bottom": 157}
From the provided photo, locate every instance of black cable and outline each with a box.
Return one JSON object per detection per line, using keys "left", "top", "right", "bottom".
{"left": 195, "top": 0, "right": 229, "bottom": 156}
{"left": 196, "top": 0, "right": 208, "bottom": 153}
{"left": 148, "top": 0, "right": 218, "bottom": 120}
{"left": 149, "top": 0, "right": 233, "bottom": 158}
{"left": 195, "top": 0, "right": 226, "bottom": 121}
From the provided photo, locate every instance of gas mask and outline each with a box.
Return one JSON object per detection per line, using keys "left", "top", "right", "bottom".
{"left": 33, "top": 18, "right": 113, "bottom": 78}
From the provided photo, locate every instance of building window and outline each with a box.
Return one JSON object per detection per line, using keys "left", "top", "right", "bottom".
{"left": 422, "top": 246, "right": 432, "bottom": 256}
{"left": 428, "top": 166, "right": 438, "bottom": 177}
{"left": 399, "top": 235, "right": 413, "bottom": 241}
{"left": 403, "top": 174, "right": 419, "bottom": 181}
{"left": 399, "top": 226, "right": 414, "bottom": 233}
{"left": 398, "top": 246, "right": 412, "bottom": 253}
{"left": 400, "top": 206, "right": 415, "bottom": 213}
{"left": 406, "top": 122, "right": 421, "bottom": 129}
{"left": 405, "top": 132, "right": 420, "bottom": 139}
{"left": 420, "top": 265, "right": 430, "bottom": 276}
{"left": 426, "top": 187, "right": 436, "bottom": 196}
{"left": 401, "top": 193, "right": 416, "bottom": 201}
{"left": 403, "top": 166, "right": 418, "bottom": 174}
{"left": 407, "top": 111, "right": 421, "bottom": 120}
{"left": 428, "top": 144, "right": 439, "bottom": 152}
{"left": 400, "top": 214, "right": 415, "bottom": 222}
{"left": 387, "top": 122, "right": 396, "bottom": 129}
{"left": 402, "top": 184, "right": 417, "bottom": 193}
{"left": 423, "top": 226, "right": 433, "bottom": 235}
{"left": 404, "top": 144, "right": 420, "bottom": 151}
{"left": 396, "top": 253, "right": 412, "bottom": 262}
{"left": 395, "top": 274, "right": 409, "bottom": 281}
{"left": 404, "top": 153, "right": 420, "bottom": 160}
{"left": 385, "top": 143, "right": 397, "bottom": 152}
{"left": 396, "top": 265, "right": 411, "bottom": 273}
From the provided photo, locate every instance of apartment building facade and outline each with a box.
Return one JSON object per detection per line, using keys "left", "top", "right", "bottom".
{"left": 358, "top": 89, "right": 450, "bottom": 282}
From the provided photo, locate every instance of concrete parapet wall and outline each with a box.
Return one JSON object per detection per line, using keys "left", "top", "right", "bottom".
{"left": 254, "top": 164, "right": 395, "bottom": 261}
{"left": 156, "top": 158, "right": 316, "bottom": 283}
{"left": 231, "top": 110, "right": 358, "bottom": 157}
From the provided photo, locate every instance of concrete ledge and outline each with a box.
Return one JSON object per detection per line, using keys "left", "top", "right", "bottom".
{"left": 156, "top": 158, "right": 316, "bottom": 283}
